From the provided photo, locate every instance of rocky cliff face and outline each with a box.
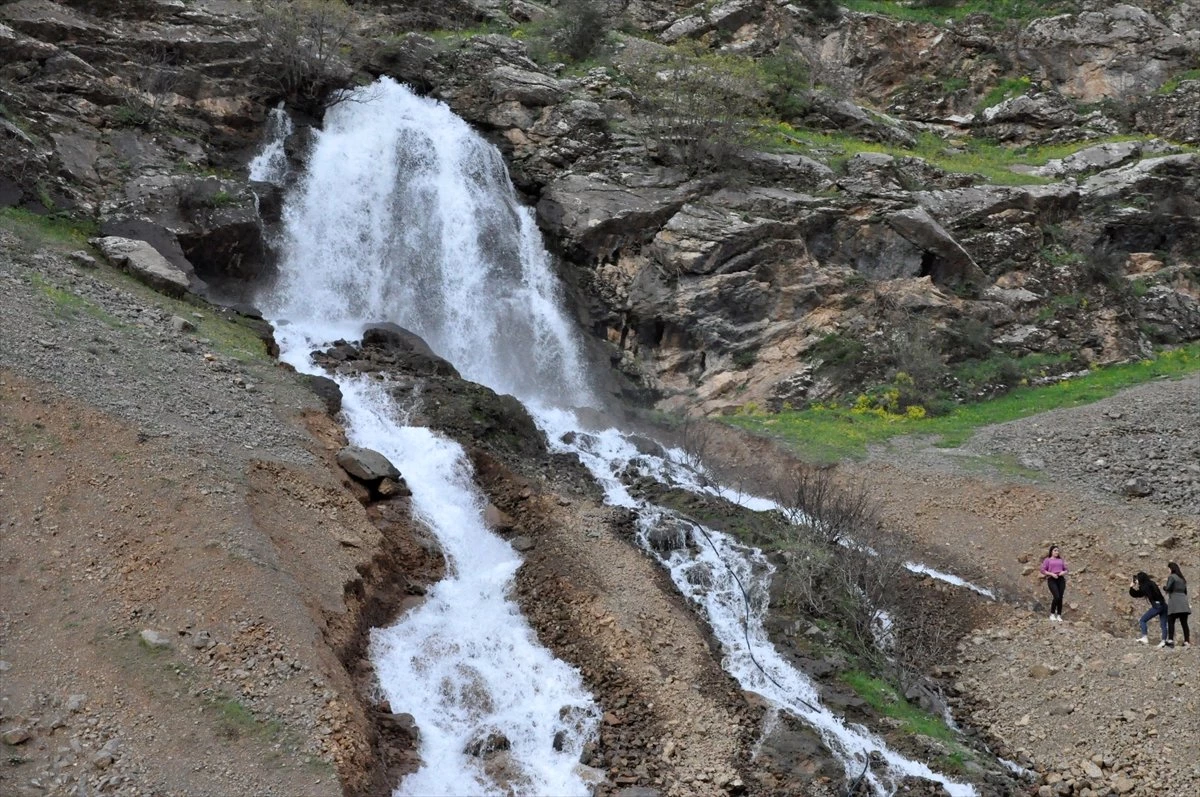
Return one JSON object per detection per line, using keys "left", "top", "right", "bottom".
{"left": 3, "top": 0, "right": 1198, "bottom": 417}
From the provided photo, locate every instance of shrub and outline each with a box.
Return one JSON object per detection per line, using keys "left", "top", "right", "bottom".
{"left": 542, "top": 0, "right": 609, "bottom": 63}
{"left": 256, "top": 0, "right": 357, "bottom": 112}
{"left": 883, "top": 319, "right": 948, "bottom": 406}
{"left": 772, "top": 466, "right": 907, "bottom": 663}
{"left": 628, "top": 42, "right": 766, "bottom": 173}
{"left": 759, "top": 47, "right": 811, "bottom": 122}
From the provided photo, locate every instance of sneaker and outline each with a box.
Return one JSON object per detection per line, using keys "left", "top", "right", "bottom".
{"left": 1184, "top": 641, "right": 1192, "bottom": 648}
{"left": 1137, "top": 636, "right": 1149, "bottom": 644}
{"left": 1156, "top": 640, "right": 1170, "bottom": 649}
{"left": 1049, "top": 614, "right": 1058, "bottom": 622}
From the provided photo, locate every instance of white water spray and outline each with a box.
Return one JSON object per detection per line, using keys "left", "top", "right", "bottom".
{"left": 260, "top": 77, "right": 978, "bottom": 797}
{"left": 248, "top": 103, "right": 294, "bottom": 185}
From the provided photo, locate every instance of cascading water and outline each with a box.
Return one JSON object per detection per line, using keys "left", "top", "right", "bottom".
{"left": 261, "top": 78, "right": 599, "bottom": 796}
{"left": 259, "top": 76, "right": 978, "bottom": 797}
{"left": 248, "top": 103, "right": 294, "bottom": 185}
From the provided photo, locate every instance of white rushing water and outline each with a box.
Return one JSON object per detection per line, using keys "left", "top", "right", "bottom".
{"left": 535, "top": 410, "right": 977, "bottom": 797}
{"left": 259, "top": 77, "right": 977, "bottom": 797}
{"left": 248, "top": 103, "right": 294, "bottom": 185}
{"left": 261, "top": 78, "right": 598, "bottom": 796}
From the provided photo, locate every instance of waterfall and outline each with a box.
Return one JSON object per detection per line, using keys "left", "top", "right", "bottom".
{"left": 248, "top": 103, "right": 294, "bottom": 185}
{"left": 262, "top": 78, "right": 600, "bottom": 796}
{"left": 259, "top": 77, "right": 975, "bottom": 797}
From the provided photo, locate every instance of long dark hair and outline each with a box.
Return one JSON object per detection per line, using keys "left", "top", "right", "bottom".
{"left": 1047, "top": 544, "right": 1061, "bottom": 558}
{"left": 1135, "top": 571, "right": 1155, "bottom": 590}
{"left": 1168, "top": 562, "right": 1186, "bottom": 583}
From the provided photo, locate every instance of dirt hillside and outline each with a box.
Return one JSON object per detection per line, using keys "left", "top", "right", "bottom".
{"left": 2, "top": 224, "right": 1197, "bottom": 797}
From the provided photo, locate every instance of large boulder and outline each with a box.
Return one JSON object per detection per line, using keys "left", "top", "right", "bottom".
{"left": 886, "top": 206, "right": 985, "bottom": 288}
{"left": 360, "top": 323, "right": 461, "bottom": 379}
{"left": 1017, "top": 5, "right": 1198, "bottom": 101}
{"left": 91, "top": 236, "right": 192, "bottom": 297}
{"left": 536, "top": 173, "right": 694, "bottom": 264}
{"left": 336, "top": 446, "right": 401, "bottom": 483}
{"left": 1135, "top": 80, "right": 1200, "bottom": 144}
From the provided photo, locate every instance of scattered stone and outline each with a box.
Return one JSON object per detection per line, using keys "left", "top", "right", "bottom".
{"left": 139, "top": 629, "right": 171, "bottom": 649}
{"left": 1029, "top": 663, "right": 1057, "bottom": 678}
{"left": 376, "top": 477, "right": 411, "bottom": 498}
{"left": 69, "top": 251, "right": 97, "bottom": 268}
{"left": 484, "top": 503, "right": 515, "bottom": 532}
{"left": 1, "top": 727, "right": 31, "bottom": 745}
{"left": 170, "top": 315, "right": 195, "bottom": 334}
{"left": 511, "top": 536, "right": 535, "bottom": 553}
{"left": 1122, "top": 477, "right": 1153, "bottom": 497}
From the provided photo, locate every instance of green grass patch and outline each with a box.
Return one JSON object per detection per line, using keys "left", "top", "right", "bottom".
{"left": 0, "top": 207, "right": 98, "bottom": 248}
{"left": 976, "top": 75, "right": 1032, "bottom": 111}
{"left": 95, "top": 268, "right": 271, "bottom": 363}
{"left": 29, "top": 273, "right": 123, "bottom": 327}
{"left": 842, "top": 670, "right": 957, "bottom": 742}
{"left": 727, "top": 343, "right": 1200, "bottom": 462}
{"left": 839, "top": 0, "right": 1077, "bottom": 25}
{"left": 764, "top": 126, "right": 1155, "bottom": 186}
{"left": 1158, "top": 68, "right": 1200, "bottom": 95}
{"left": 210, "top": 698, "right": 283, "bottom": 741}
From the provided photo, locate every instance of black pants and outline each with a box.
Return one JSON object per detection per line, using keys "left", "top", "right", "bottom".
{"left": 1168, "top": 613, "right": 1190, "bottom": 644}
{"left": 1046, "top": 576, "right": 1065, "bottom": 615}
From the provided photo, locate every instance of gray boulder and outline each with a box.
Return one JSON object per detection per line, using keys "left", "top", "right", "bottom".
{"left": 336, "top": 446, "right": 400, "bottom": 483}
{"left": 91, "top": 236, "right": 191, "bottom": 297}
{"left": 886, "top": 206, "right": 985, "bottom": 287}
{"left": 1018, "top": 4, "right": 1198, "bottom": 101}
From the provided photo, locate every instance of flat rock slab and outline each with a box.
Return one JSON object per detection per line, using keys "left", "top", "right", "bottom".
{"left": 91, "top": 236, "right": 191, "bottom": 297}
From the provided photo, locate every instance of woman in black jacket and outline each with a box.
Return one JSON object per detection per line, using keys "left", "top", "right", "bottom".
{"left": 1164, "top": 562, "right": 1191, "bottom": 648}
{"left": 1130, "top": 571, "right": 1169, "bottom": 647}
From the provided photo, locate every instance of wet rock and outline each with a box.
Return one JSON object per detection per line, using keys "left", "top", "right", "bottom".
{"left": 511, "top": 536, "right": 535, "bottom": 553}
{"left": 361, "top": 323, "right": 460, "bottom": 378}
{"left": 336, "top": 446, "right": 400, "bottom": 483}
{"left": 646, "top": 520, "right": 689, "bottom": 553}
{"left": 464, "top": 731, "right": 510, "bottom": 757}
{"left": 303, "top": 374, "right": 342, "bottom": 415}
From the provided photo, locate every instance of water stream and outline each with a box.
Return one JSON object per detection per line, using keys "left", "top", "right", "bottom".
{"left": 258, "top": 77, "right": 977, "bottom": 797}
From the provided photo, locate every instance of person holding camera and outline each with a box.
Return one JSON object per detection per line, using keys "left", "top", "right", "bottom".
{"left": 1130, "top": 571, "right": 1170, "bottom": 647}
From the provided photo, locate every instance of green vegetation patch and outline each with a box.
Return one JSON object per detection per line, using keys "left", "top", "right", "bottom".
{"left": 210, "top": 697, "right": 283, "bottom": 741}
{"left": 839, "top": 0, "right": 1078, "bottom": 25}
{"left": 727, "top": 343, "right": 1200, "bottom": 462}
{"left": 976, "top": 75, "right": 1032, "bottom": 111}
{"left": 1158, "top": 68, "right": 1200, "bottom": 95}
{"left": 767, "top": 127, "right": 1151, "bottom": 186}
{"left": 28, "top": 273, "right": 123, "bottom": 328}
{"left": 842, "top": 670, "right": 957, "bottom": 742}
{"left": 0, "top": 207, "right": 98, "bottom": 248}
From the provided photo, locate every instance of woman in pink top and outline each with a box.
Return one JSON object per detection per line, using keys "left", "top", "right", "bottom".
{"left": 1040, "top": 544, "right": 1068, "bottom": 621}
